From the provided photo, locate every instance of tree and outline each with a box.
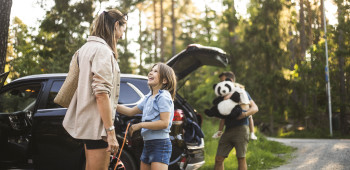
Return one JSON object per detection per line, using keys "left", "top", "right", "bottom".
{"left": 160, "top": 0, "right": 165, "bottom": 62}
{"left": 222, "top": 0, "right": 239, "bottom": 70}
{"left": 335, "top": 0, "right": 348, "bottom": 134}
{"left": 110, "top": 0, "right": 145, "bottom": 73}
{"left": 8, "top": 17, "right": 41, "bottom": 79}
{"left": 299, "top": 0, "right": 306, "bottom": 62}
{"left": 241, "top": 0, "right": 289, "bottom": 134}
{"left": 0, "top": 0, "right": 12, "bottom": 74}
{"left": 171, "top": 0, "right": 176, "bottom": 56}
{"left": 153, "top": 0, "right": 158, "bottom": 62}
{"left": 35, "top": 0, "right": 94, "bottom": 73}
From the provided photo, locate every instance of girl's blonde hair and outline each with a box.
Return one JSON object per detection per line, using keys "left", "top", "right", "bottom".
{"left": 90, "top": 9, "right": 127, "bottom": 60}
{"left": 234, "top": 82, "right": 245, "bottom": 89}
{"left": 150, "top": 63, "right": 177, "bottom": 100}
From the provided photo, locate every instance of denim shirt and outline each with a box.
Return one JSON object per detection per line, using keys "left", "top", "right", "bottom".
{"left": 137, "top": 90, "right": 174, "bottom": 141}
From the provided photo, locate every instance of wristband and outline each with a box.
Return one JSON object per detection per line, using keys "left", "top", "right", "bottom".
{"left": 106, "top": 125, "right": 115, "bottom": 132}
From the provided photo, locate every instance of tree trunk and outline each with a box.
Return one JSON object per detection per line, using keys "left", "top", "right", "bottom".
{"left": 337, "top": 0, "right": 347, "bottom": 134}
{"left": 228, "top": 0, "right": 236, "bottom": 46}
{"left": 138, "top": 8, "right": 143, "bottom": 74}
{"left": 171, "top": 0, "right": 176, "bottom": 56}
{"left": 320, "top": 0, "right": 324, "bottom": 30}
{"left": 153, "top": 0, "right": 158, "bottom": 62}
{"left": 160, "top": 0, "right": 164, "bottom": 62}
{"left": 204, "top": 6, "right": 211, "bottom": 44}
{"left": 299, "top": 0, "right": 306, "bottom": 61}
{"left": 227, "top": 0, "right": 238, "bottom": 71}
{"left": 305, "top": 0, "right": 313, "bottom": 46}
{"left": 0, "top": 0, "right": 12, "bottom": 74}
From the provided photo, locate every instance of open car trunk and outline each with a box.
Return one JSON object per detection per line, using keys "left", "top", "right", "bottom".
{"left": 167, "top": 44, "right": 228, "bottom": 80}
{"left": 0, "top": 72, "right": 9, "bottom": 90}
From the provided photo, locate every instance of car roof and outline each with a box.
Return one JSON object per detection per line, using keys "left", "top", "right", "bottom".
{"left": 10, "top": 73, "right": 147, "bottom": 84}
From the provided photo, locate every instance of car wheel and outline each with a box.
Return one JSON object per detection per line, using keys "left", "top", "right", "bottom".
{"left": 109, "top": 150, "right": 137, "bottom": 170}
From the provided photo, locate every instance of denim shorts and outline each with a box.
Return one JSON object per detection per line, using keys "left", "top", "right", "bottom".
{"left": 141, "top": 138, "right": 172, "bottom": 165}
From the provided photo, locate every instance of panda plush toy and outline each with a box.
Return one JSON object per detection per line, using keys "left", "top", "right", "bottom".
{"left": 204, "top": 79, "right": 250, "bottom": 119}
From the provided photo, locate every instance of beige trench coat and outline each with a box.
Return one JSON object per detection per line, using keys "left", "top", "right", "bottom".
{"left": 63, "top": 36, "right": 120, "bottom": 140}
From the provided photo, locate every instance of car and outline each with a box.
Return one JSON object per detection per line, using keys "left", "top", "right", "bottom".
{"left": 0, "top": 44, "right": 228, "bottom": 170}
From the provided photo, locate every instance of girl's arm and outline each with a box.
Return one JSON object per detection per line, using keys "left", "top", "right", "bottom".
{"left": 129, "top": 112, "right": 171, "bottom": 136}
{"left": 116, "top": 104, "right": 142, "bottom": 117}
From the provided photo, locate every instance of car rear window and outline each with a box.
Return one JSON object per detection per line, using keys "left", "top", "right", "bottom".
{"left": 119, "top": 82, "right": 141, "bottom": 104}
{"left": 45, "top": 80, "right": 64, "bottom": 109}
{"left": 123, "top": 78, "right": 150, "bottom": 95}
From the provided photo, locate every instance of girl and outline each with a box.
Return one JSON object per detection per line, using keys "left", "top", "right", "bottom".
{"left": 62, "top": 9, "right": 127, "bottom": 169}
{"left": 117, "top": 63, "right": 177, "bottom": 170}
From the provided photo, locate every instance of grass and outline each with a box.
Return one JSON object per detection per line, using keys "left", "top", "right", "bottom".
{"left": 277, "top": 127, "right": 350, "bottom": 139}
{"left": 199, "top": 118, "right": 296, "bottom": 170}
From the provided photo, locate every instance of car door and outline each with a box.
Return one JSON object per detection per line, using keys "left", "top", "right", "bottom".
{"left": 0, "top": 79, "right": 43, "bottom": 168}
{"left": 167, "top": 44, "right": 228, "bottom": 80}
{"left": 32, "top": 78, "right": 84, "bottom": 170}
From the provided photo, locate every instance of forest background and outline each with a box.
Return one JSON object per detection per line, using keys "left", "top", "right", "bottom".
{"left": 0, "top": 0, "right": 349, "bottom": 137}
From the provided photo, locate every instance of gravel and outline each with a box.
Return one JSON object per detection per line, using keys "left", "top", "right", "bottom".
{"left": 267, "top": 137, "right": 350, "bottom": 170}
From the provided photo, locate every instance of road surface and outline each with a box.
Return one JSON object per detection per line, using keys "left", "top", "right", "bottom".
{"left": 267, "top": 137, "right": 350, "bottom": 170}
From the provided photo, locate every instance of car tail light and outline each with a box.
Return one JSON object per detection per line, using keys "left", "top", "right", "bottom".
{"left": 178, "top": 156, "right": 187, "bottom": 169}
{"left": 173, "top": 109, "right": 184, "bottom": 125}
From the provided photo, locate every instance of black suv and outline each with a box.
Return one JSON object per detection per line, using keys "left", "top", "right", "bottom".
{"left": 0, "top": 44, "right": 228, "bottom": 170}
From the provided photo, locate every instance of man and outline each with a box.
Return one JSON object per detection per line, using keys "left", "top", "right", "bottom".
{"left": 214, "top": 71, "right": 259, "bottom": 170}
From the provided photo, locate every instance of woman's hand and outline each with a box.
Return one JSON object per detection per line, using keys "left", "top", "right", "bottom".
{"left": 128, "top": 123, "right": 142, "bottom": 137}
{"left": 106, "top": 131, "right": 119, "bottom": 157}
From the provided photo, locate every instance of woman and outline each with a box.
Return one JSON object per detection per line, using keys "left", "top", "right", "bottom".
{"left": 62, "top": 9, "right": 127, "bottom": 169}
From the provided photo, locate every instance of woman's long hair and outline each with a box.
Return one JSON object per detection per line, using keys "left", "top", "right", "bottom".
{"left": 90, "top": 9, "right": 127, "bottom": 60}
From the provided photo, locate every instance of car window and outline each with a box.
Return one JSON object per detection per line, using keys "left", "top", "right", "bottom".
{"left": 0, "top": 84, "right": 41, "bottom": 113}
{"left": 126, "top": 78, "right": 150, "bottom": 95}
{"left": 45, "top": 80, "right": 64, "bottom": 109}
{"left": 119, "top": 82, "right": 141, "bottom": 104}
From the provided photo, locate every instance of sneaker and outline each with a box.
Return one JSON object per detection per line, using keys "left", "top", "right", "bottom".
{"left": 250, "top": 133, "right": 257, "bottom": 140}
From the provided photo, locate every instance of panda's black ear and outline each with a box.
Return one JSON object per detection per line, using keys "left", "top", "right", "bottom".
{"left": 225, "top": 78, "right": 232, "bottom": 82}
{"left": 213, "top": 84, "right": 217, "bottom": 89}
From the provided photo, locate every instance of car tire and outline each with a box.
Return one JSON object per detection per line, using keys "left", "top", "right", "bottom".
{"left": 109, "top": 150, "right": 138, "bottom": 170}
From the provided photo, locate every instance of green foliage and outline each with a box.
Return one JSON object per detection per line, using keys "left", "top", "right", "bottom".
{"left": 233, "top": 0, "right": 290, "bottom": 129}
{"left": 278, "top": 128, "right": 350, "bottom": 139}
{"left": 8, "top": 17, "right": 42, "bottom": 79}
{"left": 35, "top": 0, "right": 94, "bottom": 73}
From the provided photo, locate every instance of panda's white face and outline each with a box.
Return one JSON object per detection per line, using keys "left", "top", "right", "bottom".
{"left": 214, "top": 81, "right": 235, "bottom": 97}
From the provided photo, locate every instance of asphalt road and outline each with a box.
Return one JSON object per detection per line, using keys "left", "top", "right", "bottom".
{"left": 267, "top": 137, "right": 350, "bottom": 170}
